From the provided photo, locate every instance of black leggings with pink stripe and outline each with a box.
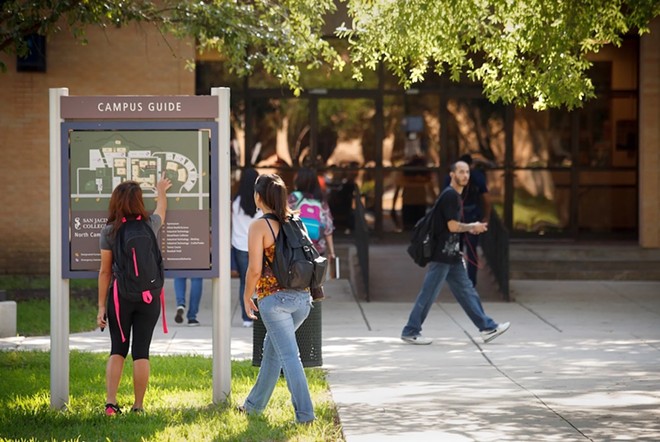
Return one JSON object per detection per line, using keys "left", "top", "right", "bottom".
{"left": 107, "top": 290, "right": 160, "bottom": 360}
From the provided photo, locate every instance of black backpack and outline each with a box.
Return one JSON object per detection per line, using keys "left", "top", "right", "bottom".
{"left": 262, "top": 213, "right": 327, "bottom": 290}
{"left": 111, "top": 216, "right": 167, "bottom": 342}
{"left": 407, "top": 191, "right": 445, "bottom": 267}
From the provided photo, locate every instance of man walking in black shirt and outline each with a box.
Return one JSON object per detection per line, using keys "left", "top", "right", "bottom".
{"left": 401, "top": 161, "right": 510, "bottom": 345}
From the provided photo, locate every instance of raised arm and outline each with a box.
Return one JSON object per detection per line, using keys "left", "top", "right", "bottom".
{"left": 153, "top": 172, "right": 172, "bottom": 223}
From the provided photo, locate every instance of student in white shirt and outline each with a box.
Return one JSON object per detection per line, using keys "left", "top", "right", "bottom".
{"left": 231, "top": 168, "right": 261, "bottom": 327}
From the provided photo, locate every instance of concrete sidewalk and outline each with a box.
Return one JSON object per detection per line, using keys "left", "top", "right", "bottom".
{"left": 2, "top": 278, "right": 660, "bottom": 441}
{"left": 326, "top": 280, "right": 660, "bottom": 441}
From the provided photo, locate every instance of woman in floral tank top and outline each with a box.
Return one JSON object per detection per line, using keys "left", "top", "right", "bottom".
{"left": 239, "top": 173, "right": 315, "bottom": 424}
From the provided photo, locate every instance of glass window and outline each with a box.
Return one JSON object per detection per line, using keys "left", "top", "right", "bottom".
{"left": 611, "top": 98, "right": 638, "bottom": 167}
{"left": 317, "top": 98, "right": 375, "bottom": 168}
{"left": 383, "top": 95, "right": 406, "bottom": 167}
{"left": 195, "top": 61, "right": 246, "bottom": 169}
{"left": 229, "top": 98, "right": 246, "bottom": 168}
{"left": 325, "top": 165, "right": 363, "bottom": 233}
{"left": 486, "top": 168, "right": 505, "bottom": 220}
{"left": 578, "top": 97, "right": 637, "bottom": 167}
{"left": 446, "top": 98, "right": 506, "bottom": 166}
{"left": 380, "top": 170, "right": 400, "bottom": 232}
{"left": 395, "top": 167, "right": 438, "bottom": 231}
{"left": 512, "top": 170, "right": 570, "bottom": 234}
{"left": 383, "top": 94, "right": 440, "bottom": 168}
{"left": 384, "top": 167, "right": 441, "bottom": 232}
{"left": 587, "top": 38, "right": 638, "bottom": 91}
{"left": 514, "top": 107, "right": 572, "bottom": 168}
{"left": 249, "top": 98, "right": 310, "bottom": 169}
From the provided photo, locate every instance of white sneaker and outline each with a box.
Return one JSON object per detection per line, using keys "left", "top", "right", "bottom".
{"left": 401, "top": 335, "right": 432, "bottom": 345}
{"left": 242, "top": 321, "right": 254, "bottom": 328}
{"left": 481, "top": 322, "right": 510, "bottom": 343}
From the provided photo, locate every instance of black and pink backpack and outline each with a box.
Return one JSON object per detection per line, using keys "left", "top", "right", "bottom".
{"left": 111, "top": 216, "right": 167, "bottom": 342}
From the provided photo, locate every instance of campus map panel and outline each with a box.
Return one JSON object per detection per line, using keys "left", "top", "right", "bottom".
{"left": 69, "top": 130, "right": 211, "bottom": 271}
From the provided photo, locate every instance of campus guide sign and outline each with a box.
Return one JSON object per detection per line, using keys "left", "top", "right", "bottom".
{"left": 50, "top": 89, "right": 232, "bottom": 410}
{"left": 61, "top": 95, "right": 219, "bottom": 119}
{"left": 60, "top": 95, "right": 220, "bottom": 278}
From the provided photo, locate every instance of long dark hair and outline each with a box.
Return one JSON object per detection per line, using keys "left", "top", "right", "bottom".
{"left": 254, "top": 173, "right": 291, "bottom": 222}
{"left": 106, "top": 181, "right": 149, "bottom": 235}
{"left": 294, "top": 167, "right": 323, "bottom": 201}
{"left": 234, "top": 168, "right": 258, "bottom": 217}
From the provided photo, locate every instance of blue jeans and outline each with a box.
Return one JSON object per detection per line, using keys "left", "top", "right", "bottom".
{"left": 244, "top": 290, "right": 315, "bottom": 423}
{"left": 174, "top": 277, "right": 203, "bottom": 321}
{"left": 402, "top": 260, "right": 497, "bottom": 337}
{"left": 232, "top": 247, "right": 251, "bottom": 322}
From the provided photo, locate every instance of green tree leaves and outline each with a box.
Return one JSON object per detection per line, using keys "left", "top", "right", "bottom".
{"left": 174, "top": 1, "right": 344, "bottom": 96}
{"left": 340, "top": 0, "right": 659, "bottom": 109}
{"left": 1, "top": 0, "right": 657, "bottom": 108}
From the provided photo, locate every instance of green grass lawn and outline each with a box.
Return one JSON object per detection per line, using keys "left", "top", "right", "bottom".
{"left": 15, "top": 297, "right": 98, "bottom": 336}
{"left": 0, "top": 351, "right": 344, "bottom": 441}
{"left": 2, "top": 276, "right": 344, "bottom": 440}
{"left": 0, "top": 275, "right": 97, "bottom": 291}
{"left": 0, "top": 275, "right": 100, "bottom": 336}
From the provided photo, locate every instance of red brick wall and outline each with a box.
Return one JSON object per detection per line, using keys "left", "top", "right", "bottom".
{"left": 0, "top": 24, "right": 194, "bottom": 274}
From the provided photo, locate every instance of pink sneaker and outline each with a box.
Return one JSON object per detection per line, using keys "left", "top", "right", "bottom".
{"left": 105, "top": 403, "right": 121, "bottom": 416}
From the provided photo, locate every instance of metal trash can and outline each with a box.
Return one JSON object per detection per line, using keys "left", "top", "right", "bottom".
{"left": 252, "top": 301, "right": 322, "bottom": 368}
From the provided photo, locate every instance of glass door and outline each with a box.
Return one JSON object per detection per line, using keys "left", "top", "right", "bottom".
{"left": 313, "top": 97, "right": 376, "bottom": 233}
{"left": 382, "top": 93, "right": 441, "bottom": 232}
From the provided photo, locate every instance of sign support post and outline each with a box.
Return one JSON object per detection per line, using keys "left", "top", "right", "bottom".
{"left": 49, "top": 87, "right": 70, "bottom": 409}
{"left": 212, "top": 87, "right": 232, "bottom": 402}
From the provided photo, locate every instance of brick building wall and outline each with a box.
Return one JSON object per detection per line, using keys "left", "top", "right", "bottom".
{"left": 0, "top": 24, "right": 194, "bottom": 274}
{"left": 639, "top": 17, "right": 660, "bottom": 248}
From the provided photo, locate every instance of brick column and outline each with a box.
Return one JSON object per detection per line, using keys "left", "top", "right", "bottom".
{"left": 639, "top": 17, "right": 660, "bottom": 248}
